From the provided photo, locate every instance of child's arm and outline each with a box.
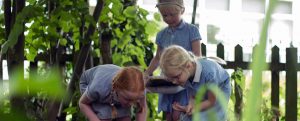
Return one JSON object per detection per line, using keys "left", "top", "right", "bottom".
{"left": 78, "top": 92, "right": 101, "bottom": 121}
{"left": 172, "top": 90, "right": 216, "bottom": 114}
{"left": 145, "top": 47, "right": 163, "bottom": 76}
{"left": 191, "top": 40, "right": 201, "bottom": 57}
{"left": 199, "top": 91, "right": 216, "bottom": 111}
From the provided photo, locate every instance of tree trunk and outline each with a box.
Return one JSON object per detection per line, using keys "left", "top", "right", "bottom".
{"left": 2, "top": 0, "right": 12, "bottom": 94}
{"left": 57, "top": 1, "right": 104, "bottom": 120}
{"left": 7, "top": 0, "right": 25, "bottom": 114}
{"left": 4, "top": 0, "right": 12, "bottom": 39}
{"left": 99, "top": 23, "right": 112, "bottom": 64}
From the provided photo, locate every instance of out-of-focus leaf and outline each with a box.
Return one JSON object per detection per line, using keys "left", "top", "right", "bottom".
{"left": 154, "top": 12, "right": 162, "bottom": 21}
{"left": 145, "top": 21, "right": 159, "bottom": 36}
{"left": 60, "top": 38, "right": 68, "bottom": 46}
{"left": 123, "top": 6, "right": 137, "bottom": 18}
{"left": 63, "top": 107, "right": 77, "bottom": 114}
{"left": 112, "top": 53, "right": 122, "bottom": 65}
{"left": 243, "top": 1, "right": 278, "bottom": 121}
{"left": 10, "top": 67, "right": 66, "bottom": 99}
{"left": 111, "top": 1, "right": 123, "bottom": 17}
{"left": 139, "top": 7, "right": 149, "bottom": 17}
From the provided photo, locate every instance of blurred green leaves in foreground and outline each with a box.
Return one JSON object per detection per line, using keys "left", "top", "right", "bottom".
{"left": 0, "top": 67, "right": 66, "bottom": 120}
{"left": 0, "top": 67, "right": 66, "bottom": 100}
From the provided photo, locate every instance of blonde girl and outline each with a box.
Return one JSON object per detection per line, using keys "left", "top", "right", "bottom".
{"left": 144, "top": 0, "right": 202, "bottom": 120}
{"left": 160, "top": 45, "right": 231, "bottom": 121}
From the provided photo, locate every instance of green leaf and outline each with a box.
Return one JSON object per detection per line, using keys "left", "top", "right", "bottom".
{"left": 121, "top": 55, "right": 132, "bottom": 65}
{"left": 111, "top": 1, "right": 123, "bottom": 17}
{"left": 123, "top": 6, "right": 137, "bottom": 18}
{"left": 63, "top": 107, "right": 77, "bottom": 114}
{"left": 10, "top": 67, "right": 66, "bottom": 99}
{"left": 154, "top": 12, "right": 162, "bottom": 21}
{"left": 60, "top": 38, "right": 68, "bottom": 46}
{"left": 231, "top": 68, "right": 245, "bottom": 90}
{"left": 138, "top": 7, "right": 149, "bottom": 17}
{"left": 99, "top": 7, "right": 111, "bottom": 22}
{"left": 112, "top": 53, "right": 122, "bottom": 65}
{"left": 110, "top": 39, "right": 118, "bottom": 47}
{"left": 114, "top": 28, "right": 123, "bottom": 39}
{"left": 75, "top": 40, "right": 80, "bottom": 51}
{"left": 25, "top": 47, "right": 38, "bottom": 61}
{"left": 145, "top": 21, "right": 159, "bottom": 36}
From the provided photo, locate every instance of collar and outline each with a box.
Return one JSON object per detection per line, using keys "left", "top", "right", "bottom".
{"left": 192, "top": 60, "right": 202, "bottom": 83}
{"left": 166, "top": 19, "right": 185, "bottom": 33}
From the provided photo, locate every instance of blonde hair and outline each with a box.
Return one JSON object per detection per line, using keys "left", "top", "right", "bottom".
{"left": 159, "top": 45, "right": 196, "bottom": 74}
{"left": 159, "top": 45, "right": 227, "bottom": 75}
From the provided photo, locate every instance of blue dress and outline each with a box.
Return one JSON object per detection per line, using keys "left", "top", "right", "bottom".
{"left": 79, "top": 64, "right": 131, "bottom": 119}
{"left": 156, "top": 20, "right": 202, "bottom": 113}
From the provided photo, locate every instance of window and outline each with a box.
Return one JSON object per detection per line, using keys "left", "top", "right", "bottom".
{"left": 274, "top": 1, "right": 292, "bottom": 14}
{"left": 242, "top": 0, "right": 266, "bottom": 13}
{"left": 270, "top": 20, "right": 293, "bottom": 47}
{"left": 205, "top": 0, "right": 230, "bottom": 11}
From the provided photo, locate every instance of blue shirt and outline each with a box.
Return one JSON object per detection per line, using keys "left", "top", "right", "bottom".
{"left": 156, "top": 20, "right": 201, "bottom": 51}
{"left": 183, "top": 58, "right": 231, "bottom": 121}
{"left": 79, "top": 64, "right": 133, "bottom": 119}
{"left": 184, "top": 58, "right": 231, "bottom": 97}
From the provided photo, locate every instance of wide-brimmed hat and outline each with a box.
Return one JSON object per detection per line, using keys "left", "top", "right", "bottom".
{"left": 156, "top": 0, "right": 184, "bottom": 8}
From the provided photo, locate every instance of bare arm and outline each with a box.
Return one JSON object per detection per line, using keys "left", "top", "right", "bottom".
{"left": 135, "top": 96, "right": 147, "bottom": 121}
{"left": 172, "top": 91, "right": 216, "bottom": 114}
{"left": 191, "top": 40, "right": 201, "bottom": 57}
{"left": 79, "top": 92, "right": 101, "bottom": 121}
{"left": 145, "top": 46, "right": 162, "bottom": 75}
{"left": 200, "top": 91, "right": 216, "bottom": 111}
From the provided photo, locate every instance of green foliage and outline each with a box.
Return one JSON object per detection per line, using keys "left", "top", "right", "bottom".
{"left": 99, "top": 0, "right": 160, "bottom": 68}
{"left": 1, "top": 0, "right": 92, "bottom": 61}
{"left": 146, "top": 93, "right": 163, "bottom": 121}
{"left": 230, "top": 68, "right": 245, "bottom": 105}
{"left": 260, "top": 99, "right": 276, "bottom": 121}
{"left": 0, "top": 66, "right": 66, "bottom": 121}
{"left": 6, "top": 67, "right": 66, "bottom": 99}
{"left": 231, "top": 68, "right": 245, "bottom": 91}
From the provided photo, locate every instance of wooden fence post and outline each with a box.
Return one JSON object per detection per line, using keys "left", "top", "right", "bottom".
{"left": 234, "top": 44, "right": 243, "bottom": 120}
{"left": 271, "top": 46, "right": 280, "bottom": 121}
{"left": 285, "top": 47, "right": 297, "bottom": 121}
{"left": 217, "top": 43, "right": 224, "bottom": 59}
{"left": 201, "top": 43, "right": 206, "bottom": 56}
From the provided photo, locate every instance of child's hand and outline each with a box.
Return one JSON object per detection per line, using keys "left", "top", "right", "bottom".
{"left": 185, "top": 101, "right": 194, "bottom": 115}
{"left": 172, "top": 102, "right": 186, "bottom": 112}
{"left": 172, "top": 100, "right": 194, "bottom": 116}
{"left": 186, "top": 97, "right": 195, "bottom": 115}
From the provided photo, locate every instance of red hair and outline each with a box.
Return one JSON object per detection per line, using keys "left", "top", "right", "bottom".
{"left": 112, "top": 66, "right": 144, "bottom": 93}
{"left": 111, "top": 66, "right": 145, "bottom": 118}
